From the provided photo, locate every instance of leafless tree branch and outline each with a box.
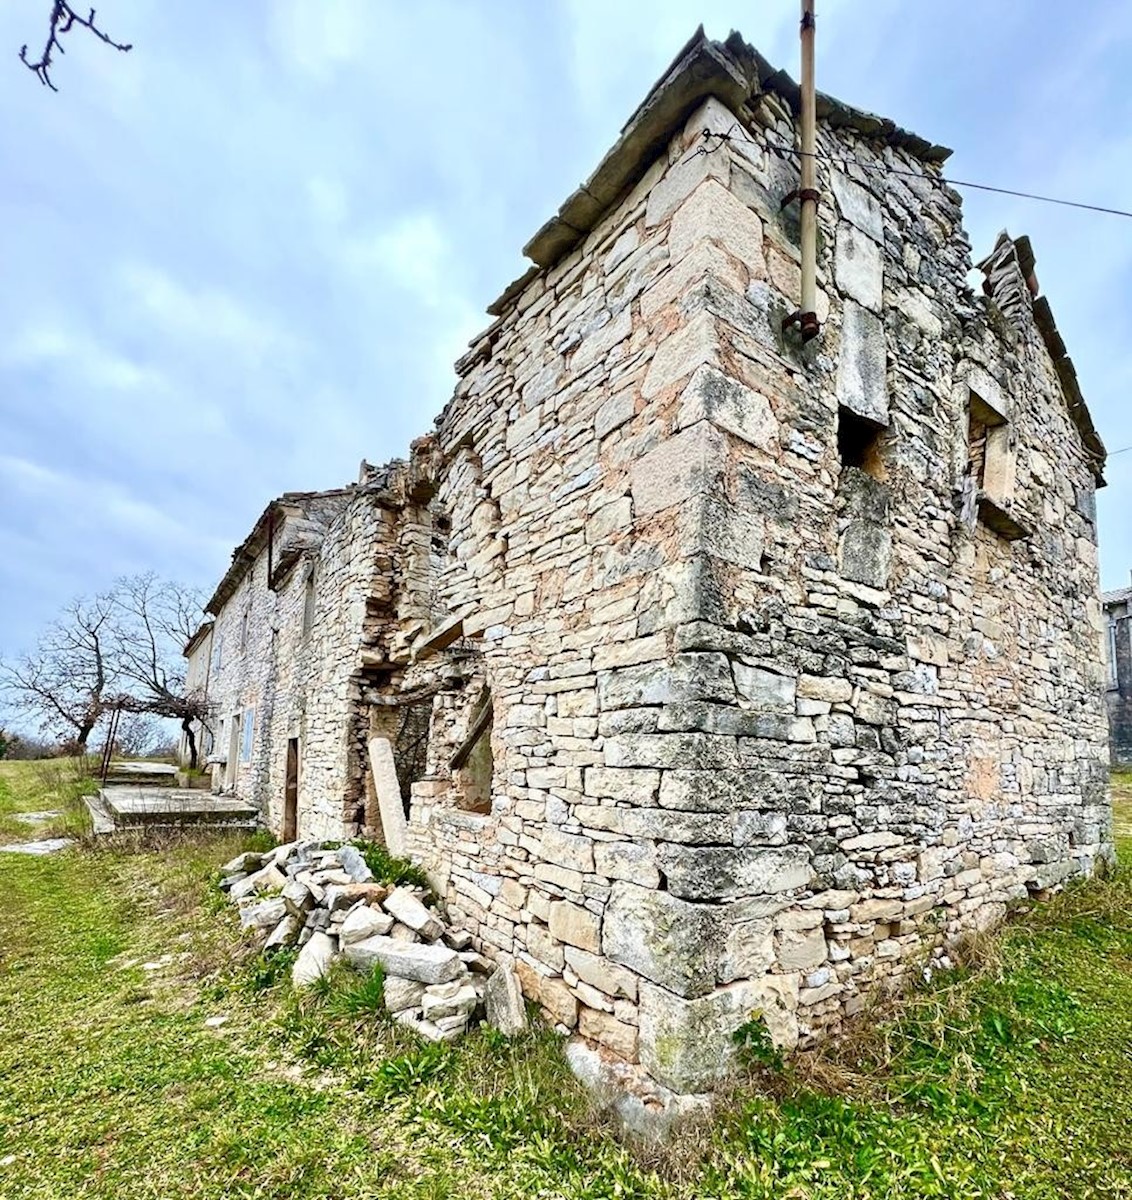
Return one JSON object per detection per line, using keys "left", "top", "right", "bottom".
{"left": 20, "top": 1, "right": 132, "bottom": 92}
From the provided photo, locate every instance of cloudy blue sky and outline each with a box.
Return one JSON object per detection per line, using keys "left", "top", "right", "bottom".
{"left": 3, "top": 0, "right": 1132, "bottom": 680}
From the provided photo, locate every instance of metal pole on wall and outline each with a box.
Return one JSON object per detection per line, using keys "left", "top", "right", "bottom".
{"left": 798, "top": 0, "right": 820, "bottom": 340}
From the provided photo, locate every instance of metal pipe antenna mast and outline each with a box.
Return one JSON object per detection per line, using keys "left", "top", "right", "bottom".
{"left": 784, "top": 0, "right": 821, "bottom": 342}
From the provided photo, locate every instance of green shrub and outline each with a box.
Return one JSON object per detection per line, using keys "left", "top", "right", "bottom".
{"left": 349, "top": 839, "right": 430, "bottom": 890}
{"left": 732, "top": 1013, "right": 785, "bottom": 1072}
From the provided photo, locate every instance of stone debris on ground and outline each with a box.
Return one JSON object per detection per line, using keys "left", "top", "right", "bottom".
{"left": 0, "top": 837, "right": 74, "bottom": 856}
{"left": 220, "top": 840, "right": 527, "bottom": 1043}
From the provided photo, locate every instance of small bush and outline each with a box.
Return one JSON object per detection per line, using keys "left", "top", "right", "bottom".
{"left": 349, "top": 839, "right": 430, "bottom": 890}
{"left": 732, "top": 1013, "right": 785, "bottom": 1073}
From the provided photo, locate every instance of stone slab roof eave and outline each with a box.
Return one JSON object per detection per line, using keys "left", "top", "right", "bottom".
{"left": 485, "top": 28, "right": 952, "bottom": 317}
{"left": 1030, "top": 292, "right": 1106, "bottom": 486}
{"left": 204, "top": 487, "right": 354, "bottom": 616}
{"left": 182, "top": 620, "right": 214, "bottom": 659}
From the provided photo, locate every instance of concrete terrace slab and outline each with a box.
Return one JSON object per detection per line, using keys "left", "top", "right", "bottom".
{"left": 100, "top": 787, "right": 258, "bottom": 826}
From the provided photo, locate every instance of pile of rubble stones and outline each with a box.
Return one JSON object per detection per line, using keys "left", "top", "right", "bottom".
{"left": 219, "top": 841, "right": 526, "bottom": 1043}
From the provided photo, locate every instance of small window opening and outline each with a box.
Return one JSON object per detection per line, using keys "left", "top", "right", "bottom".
{"left": 837, "top": 407, "right": 886, "bottom": 480}
{"left": 965, "top": 390, "right": 1025, "bottom": 538}
{"left": 302, "top": 570, "right": 316, "bottom": 639}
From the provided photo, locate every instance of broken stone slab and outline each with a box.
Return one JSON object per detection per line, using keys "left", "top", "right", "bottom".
{"left": 335, "top": 845, "right": 374, "bottom": 883}
{"left": 282, "top": 880, "right": 314, "bottom": 918}
{"left": 11, "top": 810, "right": 62, "bottom": 824}
{"left": 324, "top": 882, "right": 390, "bottom": 913}
{"left": 444, "top": 928, "right": 473, "bottom": 951}
{"left": 0, "top": 837, "right": 74, "bottom": 856}
{"left": 292, "top": 931, "right": 337, "bottom": 987}
{"left": 339, "top": 905, "right": 394, "bottom": 945}
{"left": 229, "top": 863, "right": 287, "bottom": 901}
{"left": 484, "top": 964, "right": 528, "bottom": 1035}
{"left": 367, "top": 737, "right": 409, "bottom": 858}
{"left": 239, "top": 898, "right": 287, "bottom": 932}
{"left": 384, "top": 977, "right": 426, "bottom": 1013}
{"left": 459, "top": 950, "right": 494, "bottom": 974}
{"left": 343, "top": 935, "right": 464, "bottom": 985}
{"left": 422, "top": 981, "right": 478, "bottom": 1022}
{"left": 265, "top": 914, "right": 301, "bottom": 952}
{"left": 396, "top": 1014, "right": 461, "bottom": 1043}
{"left": 313, "top": 869, "right": 353, "bottom": 887}
{"left": 382, "top": 887, "right": 444, "bottom": 941}
{"left": 269, "top": 841, "right": 300, "bottom": 868}
{"left": 293, "top": 871, "right": 326, "bottom": 904}
{"left": 390, "top": 922, "right": 420, "bottom": 942}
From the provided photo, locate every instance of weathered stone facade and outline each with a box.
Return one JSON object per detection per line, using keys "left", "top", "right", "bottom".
{"left": 1103, "top": 582, "right": 1132, "bottom": 764}
{"left": 194, "top": 32, "right": 1112, "bottom": 1094}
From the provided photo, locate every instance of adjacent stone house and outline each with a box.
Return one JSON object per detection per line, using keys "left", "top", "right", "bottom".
{"left": 1103, "top": 581, "right": 1132, "bottom": 763}
{"left": 195, "top": 31, "right": 1112, "bottom": 1095}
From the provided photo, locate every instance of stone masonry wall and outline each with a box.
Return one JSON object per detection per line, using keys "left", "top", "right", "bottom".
{"left": 354, "top": 87, "right": 1117, "bottom": 1095}
{"left": 204, "top": 486, "right": 401, "bottom": 840}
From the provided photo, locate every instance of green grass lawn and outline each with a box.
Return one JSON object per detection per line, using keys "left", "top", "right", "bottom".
{"left": 2, "top": 761, "right": 1132, "bottom": 1199}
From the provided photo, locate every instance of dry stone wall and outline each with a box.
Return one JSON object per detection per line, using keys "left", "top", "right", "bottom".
{"left": 199, "top": 38, "right": 1110, "bottom": 1098}
{"left": 361, "top": 89, "right": 1114, "bottom": 1095}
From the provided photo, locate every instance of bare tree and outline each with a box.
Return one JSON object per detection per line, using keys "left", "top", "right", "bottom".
{"left": 20, "top": 2, "right": 132, "bottom": 91}
{"left": 0, "top": 592, "right": 116, "bottom": 750}
{"left": 108, "top": 573, "right": 210, "bottom": 769}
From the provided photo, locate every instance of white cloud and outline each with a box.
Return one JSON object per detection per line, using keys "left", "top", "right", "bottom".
{"left": 4, "top": 324, "right": 163, "bottom": 392}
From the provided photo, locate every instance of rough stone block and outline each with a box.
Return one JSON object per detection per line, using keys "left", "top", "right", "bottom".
{"left": 382, "top": 888, "right": 444, "bottom": 941}
{"left": 657, "top": 845, "right": 812, "bottom": 901}
{"left": 733, "top": 662, "right": 795, "bottom": 710}
{"left": 834, "top": 222, "right": 883, "bottom": 311}
{"left": 541, "top": 828, "right": 595, "bottom": 873}
{"left": 640, "top": 312, "right": 721, "bottom": 399}
{"left": 638, "top": 979, "right": 761, "bottom": 1092}
{"left": 776, "top": 925, "right": 827, "bottom": 971}
{"left": 839, "top": 521, "right": 891, "bottom": 588}
{"left": 367, "top": 737, "right": 409, "bottom": 857}
{"left": 831, "top": 170, "right": 883, "bottom": 242}
{"left": 564, "top": 946, "right": 639, "bottom": 1001}
{"left": 343, "top": 936, "right": 463, "bottom": 985}
{"left": 292, "top": 930, "right": 336, "bottom": 988}
{"left": 339, "top": 904, "right": 395, "bottom": 946}
{"left": 603, "top": 881, "right": 720, "bottom": 997}
{"left": 594, "top": 840, "right": 661, "bottom": 888}
{"left": 549, "top": 901, "right": 601, "bottom": 952}
{"left": 836, "top": 302, "right": 888, "bottom": 425}
{"left": 674, "top": 364, "right": 778, "bottom": 451}
{"left": 485, "top": 963, "right": 528, "bottom": 1034}
{"left": 669, "top": 179, "right": 765, "bottom": 277}
{"left": 630, "top": 420, "right": 725, "bottom": 516}
{"left": 578, "top": 1006, "right": 639, "bottom": 1060}
{"left": 383, "top": 977, "right": 426, "bottom": 1013}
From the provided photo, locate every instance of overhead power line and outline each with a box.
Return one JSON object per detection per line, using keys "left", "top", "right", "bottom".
{"left": 692, "top": 128, "right": 1132, "bottom": 221}
{"left": 773, "top": 142, "right": 1132, "bottom": 221}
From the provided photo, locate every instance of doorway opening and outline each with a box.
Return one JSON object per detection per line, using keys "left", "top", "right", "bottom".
{"left": 284, "top": 738, "right": 299, "bottom": 841}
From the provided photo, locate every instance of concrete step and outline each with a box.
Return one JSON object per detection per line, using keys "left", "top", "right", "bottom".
{"left": 103, "top": 762, "right": 179, "bottom": 788}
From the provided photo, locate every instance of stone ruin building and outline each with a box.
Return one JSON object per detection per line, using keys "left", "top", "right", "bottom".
{"left": 184, "top": 30, "right": 1113, "bottom": 1095}
{"left": 1103, "top": 578, "right": 1132, "bottom": 764}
